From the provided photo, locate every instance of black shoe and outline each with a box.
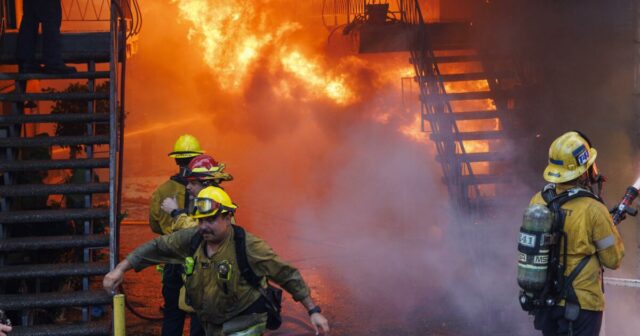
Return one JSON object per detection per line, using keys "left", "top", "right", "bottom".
{"left": 43, "top": 64, "right": 77, "bottom": 74}
{"left": 19, "top": 63, "right": 44, "bottom": 73}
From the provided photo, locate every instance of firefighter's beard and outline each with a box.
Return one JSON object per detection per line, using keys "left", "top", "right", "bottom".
{"left": 200, "top": 228, "right": 215, "bottom": 236}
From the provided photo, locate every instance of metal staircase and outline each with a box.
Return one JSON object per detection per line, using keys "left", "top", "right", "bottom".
{"left": 323, "top": 0, "right": 521, "bottom": 216}
{"left": 0, "top": 1, "right": 134, "bottom": 334}
{"left": 412, "top": 46, "right": 518, "bottom": 213}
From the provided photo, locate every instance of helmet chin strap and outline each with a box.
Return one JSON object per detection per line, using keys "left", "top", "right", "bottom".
{"left": 577, "top": 166, "right": 606, "bottom": 198}
{"left": 590, "top": 173, "right": 606, "bottom": 199}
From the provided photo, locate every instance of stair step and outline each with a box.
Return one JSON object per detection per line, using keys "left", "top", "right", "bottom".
{"left": 423, "top": 110, "right": 502, "bottom": 121}
{"left": 438, "top": 72, "right": 490, "bottom": 82}
{"left": 0, "top": 262, "right": 110, "bottom": 280}
{"left": 423, "top": 91, "right": 496, "bottom": 102}
{"left": 429, "top": 130, "right": 504, "bottom": 141}
{"left": 459, "top": 174, "right": 514, "bottom": 185}
{"left": 0, "top": 208, "right": 109, "bottom": 224}
{"left": 433, "top": 55, "right": 479, "bottom": 63}
{"left": 437, "top": 152, "right": 509, "bottom": 163}
{"left": 10, "top": 321, "right": 111, "bottom": 336}
{"left": 466, "top": 197, "right": 493, "bottom": 210}
{"left": 0, "top": 71, "right": 110, "bottom": 81}
{"left": 0, "top": 92, "right": 109, "bottom": 101}
{"left": 467, "top": 189, "right": 532, "bottom": 209}
{"left": 0, "top": 135, "right": 110, "bottom": 147}
{"left": 0, "top": 182, "right": 108, "bottom": 197}
{"left": 0, "top": 158, "right": 110, "bottom": 172}
{"left": 0, "top": 234, "right": 109, "bottom": 251}
{"left": 0, "top": 290, "right": 111, "bottom": 310}
{"left": 0, "top": 113, "right": 109, "bottom": 124}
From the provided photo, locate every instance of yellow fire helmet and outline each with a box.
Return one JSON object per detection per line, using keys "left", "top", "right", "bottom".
{"left": 168, "top": 134, "right": 204, "bottom": 158}
{"left": 543, "top": 131, "right": 597, "bottom": 183}
{"left": 190, "top": 186, "right": 237, "bottom": 219}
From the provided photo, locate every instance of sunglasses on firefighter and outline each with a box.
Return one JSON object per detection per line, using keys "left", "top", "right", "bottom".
{"left": 189, "top": 197, "right": 236, "bottom": 217}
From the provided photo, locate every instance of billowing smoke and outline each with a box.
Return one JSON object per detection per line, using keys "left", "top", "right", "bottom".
{"left": 120, "top": 0, "right": 639, "bottom": 335}
{"left": 121, "top": 0, "right": 532, "bottom": 334}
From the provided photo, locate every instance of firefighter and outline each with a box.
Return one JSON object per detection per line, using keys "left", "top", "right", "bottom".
{"left": 104, "top": 187, "right": 330, "bottom": 336}
{"left": 149, "top": 134, "right": 205, "bottom": 336}
{"left": 529, "top": 131, "right": 624, "bottom": 336}
{"left": 160, "top": 154, "right": 233, "bottom": 231}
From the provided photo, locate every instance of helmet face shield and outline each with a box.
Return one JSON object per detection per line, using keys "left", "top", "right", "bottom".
{"left": 182, "top": 167, "right": 222, "bottom": 181}
{"left": 191, "top": 197, "right": 220, "bottom": 217}
{"left": 197, "top": 197, "right": 218, "bottom": 214}
{"left": 190, "top": 186, "right": 238, "bottom": 219}
{"left": 190, "top": 196, "right": 236, "bottom": 219}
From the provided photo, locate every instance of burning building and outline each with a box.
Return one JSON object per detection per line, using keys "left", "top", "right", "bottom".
{"left": 0, "top": 0, "right": 639, "bottom": 335}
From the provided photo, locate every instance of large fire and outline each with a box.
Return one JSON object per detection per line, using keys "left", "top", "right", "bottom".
{"left": 280, "top": 51, "right": 353, "bottom": 105}
{"left": 172, "top": 0, "right": 355, "bottom": 105}
{"left": 131, "top": 1, "right": 503, "bottom": 199}
{"left": 168, "top": 0, "right": 463, "bottom": 152}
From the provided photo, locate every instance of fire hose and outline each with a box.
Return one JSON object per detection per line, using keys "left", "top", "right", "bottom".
{"left": 610, "top": 185, "right": 639, "bottom": 225}
{"left": 119, "top": 285, "right": 163, "bottom": 321}
{"left": 604, "top": 277, "right": 640, "bottom": 288}
{"left": 603, "top": 181, "right": 640, "bottom": 288}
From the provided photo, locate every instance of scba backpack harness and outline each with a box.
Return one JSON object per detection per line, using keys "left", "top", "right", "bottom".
{"left": 518, "top": 185, "right": 602, "bottom": 330}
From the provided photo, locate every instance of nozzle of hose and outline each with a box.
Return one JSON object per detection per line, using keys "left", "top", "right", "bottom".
{"left": 612, "top": 186, "right": 639, "bottom": 225}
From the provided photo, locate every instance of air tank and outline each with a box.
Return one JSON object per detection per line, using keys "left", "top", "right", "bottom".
{"left": 517, "top": 204, "right": 553, "bottom": 292}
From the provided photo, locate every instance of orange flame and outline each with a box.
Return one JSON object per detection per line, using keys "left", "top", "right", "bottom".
{"left": 280, "top": 50, "right": 354, "bottom": 105}
{"left": 172, "top": 0, "right": 354, "bottom": 104}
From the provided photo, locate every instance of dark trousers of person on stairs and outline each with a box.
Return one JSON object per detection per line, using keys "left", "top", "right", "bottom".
{"left": 17, "top": 0, "right": 75, "bottom": 73}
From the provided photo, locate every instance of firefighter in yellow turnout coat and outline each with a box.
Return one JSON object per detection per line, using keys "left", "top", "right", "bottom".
{"left": 105, "top": 187, "right": 330, "bottom": 336}
{"left": 149, "top": 134, "right": 206, "bottom": 336}
{"left": 150, "top": 134, "right": 205, "bottom": 236}
{"left": 530, "top": 131, "right": 624, "bottom": 336}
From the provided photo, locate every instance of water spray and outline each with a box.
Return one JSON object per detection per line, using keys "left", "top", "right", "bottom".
{"left": 610, "top": 177, "right": 640, "bottom": 225}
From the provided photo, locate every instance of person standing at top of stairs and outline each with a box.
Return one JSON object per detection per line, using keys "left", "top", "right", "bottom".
{"left": 16, "top": 0, "right": 76, "bottom": 74}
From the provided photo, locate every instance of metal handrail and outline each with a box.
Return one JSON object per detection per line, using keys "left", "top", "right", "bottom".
{"left": 62, "top": 0, "right": 110, "bottom": 21}
{"left": 60, "top": 0, "right": 142, "bottom": 38}
{"left": 323, "top": 0, "right": 399, "bottom": 27}
{"left": 108, "top": 0, "right": 126, "bottom": 271}
{"left": 1, "top": 0, "right": 6, "bottom": 32}
{"left": 322, "top": 0, "right": 362, "bottom": 27}
{"left": 0, "top": 0, "right": 7, "bottom": 56}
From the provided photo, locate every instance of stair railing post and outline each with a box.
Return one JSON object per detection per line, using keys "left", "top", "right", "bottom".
{"left": 108, "top": 1, "right": 119, "bottom": 272}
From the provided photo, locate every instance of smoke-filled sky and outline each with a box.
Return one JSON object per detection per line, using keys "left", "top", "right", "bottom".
{"left": 119, "top": 1, "right": 639, "bottom": 335}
